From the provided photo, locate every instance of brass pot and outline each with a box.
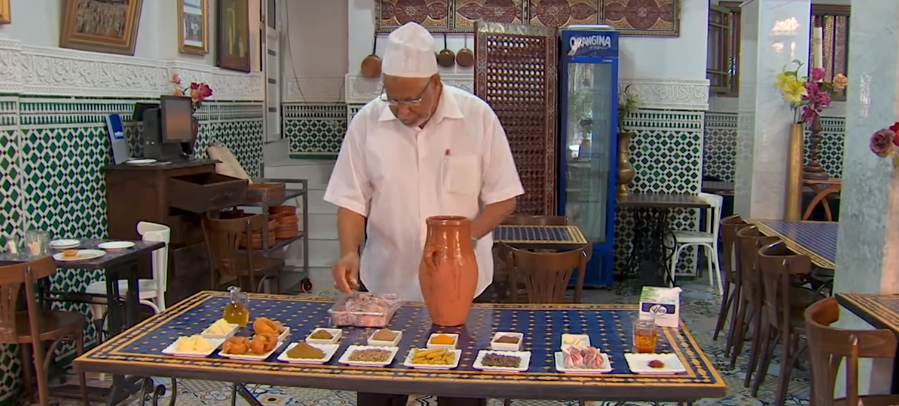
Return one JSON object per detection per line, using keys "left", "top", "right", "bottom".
{"left": 616, "top": 132, "right": 636, "bottom": 197}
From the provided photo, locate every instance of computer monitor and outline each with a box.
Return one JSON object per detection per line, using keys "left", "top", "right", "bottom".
{"left": 132, "top": 102, "right": 159, "bottom": 122}
{"left": 160, "top": 95, "right": 194, "bottom": 143}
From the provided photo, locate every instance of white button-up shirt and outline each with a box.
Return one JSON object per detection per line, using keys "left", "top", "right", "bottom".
{"left": 324, "top": 85, "right": 524, "bottom": 302}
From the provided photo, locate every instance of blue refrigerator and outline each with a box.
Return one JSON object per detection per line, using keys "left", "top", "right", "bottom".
{"left": 558, "top": 27, "right": 619, "bottom": 287}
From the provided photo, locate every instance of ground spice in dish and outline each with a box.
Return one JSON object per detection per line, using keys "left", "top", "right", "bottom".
{"left": 348, "top": 348, "right": 391, "bottom": 363}
{"left": 286, "top": 342, "right": 325, "bottom": 359}
{"left": 648, "top": 359, "right": 665, "bottom": 368}
{"left": 371, "top": 329, "right": 396, "bottom": 342}
{"left": 430, "top": 334, "right": 454, "bottom": 345}
{"left": 494, "top": 335, "right": 519, "bottom": 344}
{"left": 481, "top": 353, "right": 521, "bottom": 368}
{"left": 309, "top": 330, "right": 333, "bottom": 340}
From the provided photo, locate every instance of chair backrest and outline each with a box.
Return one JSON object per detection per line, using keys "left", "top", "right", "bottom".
{"left": 506, "top": 245, "right": 587, "bottom": 304}
{"left": 698, "top": 192, "right": 725, "bottom": 236}
{"left": 805, "top": 297, "right": 897, "bottom": 406}
{"left": 0, "top": 257, "right": 56, "bottom": 343}
{"left": 202, "top": 213, "right": 268, "bottom": 290}
{"left": 735, "top": 226, "right": 780, "bottom": 298}
{"left": 719, "top": 215, "right": 748, "bottom": 283}
{"left": 137, "top": 221, "right": 171, "bottom": 309}
{"left": 501, "top": 215, "right": 567, "bottom": 226}
{"left": 758, "top": 241, "right": 812, "bottom": 331}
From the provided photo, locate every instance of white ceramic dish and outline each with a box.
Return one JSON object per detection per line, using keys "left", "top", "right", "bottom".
{"left": 403, "top": 348, "right": 462, "bottom": 370}
{"left": 97, "top": 241, "right": 135, "bottom": 251}
{"left": 126, "top": 159, "right": 157, "bottom": 165}
{"left": 338, "top": 345, "right": 398, "bottom": 367}
{"left": 426, "top": 333, "right": 459, "bottom": 350}
{"left": 277, "top": 342, "right": 339, "bottom": 364}
{"left": 472, "top": 350, "right": 531, "bottom": 372}
{"left": 200, "top": 321, "right": 240, "bottom": 340}
{"left": 306, "top": 328, "right": 341, "bottom": 344}
{"left": 53, "top": 249, "right": 106, "bottom": 261}
{"left": 554, "top": 351, "right": 612, "bottom": 374}
{"left": 49, "top": 239, "right": 80, "bottom": 249}
{"left": 367, "top": 330, "right": 403, "bottom": 347}
{"left": 624, "top": 353, "right": 686, "bottom": 375}
{"left": 218, "top": 340, "right": 286, "bottom": 361}
{"left": 161, "top": 338, "right": 225, "bottom": 358}
{"left": 561, "top": 334, "right": 591, "bottom": 348}
{"left": 490, "top": 332, "right": 524, "bottom": 351}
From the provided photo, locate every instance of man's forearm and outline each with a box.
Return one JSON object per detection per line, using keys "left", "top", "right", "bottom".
{"left": 471, "top": 198, "right": 516, "bottom": 239}
{"left": 337, "top": 207, "right": 366, "bottom": 256}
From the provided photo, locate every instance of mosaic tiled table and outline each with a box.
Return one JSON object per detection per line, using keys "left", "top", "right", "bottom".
{"left": 835, "top": 293, "right": 899, "bottom": 393}
{"left": 74, "top": 291, "right": 726, "bottom": 403}
{"left": 493, "top": 225, "right": 587, "bottom": 250}
{"left": 754, "top": 221, "right": 837, "bottom": 269}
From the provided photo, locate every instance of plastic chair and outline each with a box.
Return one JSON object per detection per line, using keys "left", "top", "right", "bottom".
{"left": 667, "top": 193, "right": 725, "bottom": 294}
{"left": 86, "top": 222, "right": 171, "bottom": 331}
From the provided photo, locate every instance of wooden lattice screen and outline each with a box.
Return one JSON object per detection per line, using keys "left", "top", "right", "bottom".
{"left": 474, "top": 22, "right": 558, "bottom": 216}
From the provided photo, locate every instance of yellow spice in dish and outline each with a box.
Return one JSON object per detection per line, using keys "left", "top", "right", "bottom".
{"left": 309, "top": 330, "right": 333, "bottom": 340}
{"left": 371, "top": 329, "right": 396, "bottom": 342}
{"left": 430, "top": 334, "right": 454, "bottom": 345}
{"left": 175, "top": 335, "right": 214, "bottom": 353}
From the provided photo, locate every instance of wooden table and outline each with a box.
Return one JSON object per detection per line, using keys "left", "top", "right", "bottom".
{"left": 494, "top": 225, "right": 587, "bottom": 250}
{"left": 803, "top": 178, "right": 841, "bottom": 221}
{"left": 701, "top": 181, "right": 735, "bottom": 195}
{"left": 74, "top": 291, "right": 727, "bottom": 404}
{"left": 754, "top": 221, "right": 837, "bottom": 269}
{"left": 835, "top": 293, "right": 899, "bottom": 393}
{"left": 0, "top": 239, "right": 165, "bottom": 406}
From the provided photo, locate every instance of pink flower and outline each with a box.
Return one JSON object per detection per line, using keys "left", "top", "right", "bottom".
{"left": 811, "top": 67, "right": 825, "bottom": 81}
{"left": 833, "top": 74, "right": 848, "bottom": 90}
{"left": 801, "top": 105, "right": 818, "bottom": 124}
{"left": 188, "top": 82, "right": 213, "bottom": 103}
{"left": 804, "top": 81, "right": 819, "bottom": 94}
{"left": 870, "top": 129, "right": 896, "bottom": 157}
{"left": 816, "top": 91, "right": 832, "bottom": 108}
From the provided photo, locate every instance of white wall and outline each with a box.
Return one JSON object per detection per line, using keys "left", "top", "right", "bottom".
{"left": 346, "top": 0, "right": 708, "bottom": 83}
{"left": 0, "top": 0, "right": 261, "bottom": 71}
{"left": 282, "top": 0, "right": 348, "bottom": 102}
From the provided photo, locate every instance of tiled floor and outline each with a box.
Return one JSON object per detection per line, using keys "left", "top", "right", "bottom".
{"left": 47, "top": 278, "right": 810, "bottom": 406}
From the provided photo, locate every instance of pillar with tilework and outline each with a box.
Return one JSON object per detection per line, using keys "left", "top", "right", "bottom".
{"left": 831, "top": 0, "right": 899, "bottom": 396}
{"left": 733, "top": 0, "right": 811, "bottom": 219}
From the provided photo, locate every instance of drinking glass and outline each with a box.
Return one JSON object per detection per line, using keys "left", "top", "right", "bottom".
{"left": 23, "top": 230, "right": 50, "bottom": 257}
{"left": 633, "top": 317, "right": 658, "bottom": 354}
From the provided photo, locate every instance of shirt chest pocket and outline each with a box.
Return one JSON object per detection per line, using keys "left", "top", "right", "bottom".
{"left": 443, "top": 155, "right": 481, "bottom": 196}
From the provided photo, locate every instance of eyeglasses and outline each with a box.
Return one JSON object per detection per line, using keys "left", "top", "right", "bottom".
{"left": 380, "top": 82, "right": 430, "bottom": 107}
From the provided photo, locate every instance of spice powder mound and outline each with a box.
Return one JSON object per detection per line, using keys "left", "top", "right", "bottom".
{"left": 309, "top": 330, "right": 333, "bottom": 340}
{"left": 481, "top": 353, "right": 521, "bottom": 368}
{"left": 494, "top": 335, "right": 519, "bottom": 344}
{"left": 348, "top": 348, "right": 391, "bottom": 363}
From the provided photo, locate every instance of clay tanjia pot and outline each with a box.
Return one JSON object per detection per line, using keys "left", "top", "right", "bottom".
{"left": 419, "top": 216, "right": 478, "bottom": 326}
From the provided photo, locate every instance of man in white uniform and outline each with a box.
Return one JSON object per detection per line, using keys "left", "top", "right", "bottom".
{"left": 324, "top": 22, "right": 524, "bottom": 406}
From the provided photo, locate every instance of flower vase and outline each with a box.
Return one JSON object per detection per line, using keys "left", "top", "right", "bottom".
{"left": 616, "top": 132, "right": 636, "bottom": 197}
{"left": 784, "top": 123, "right": 804, "bottom": 221}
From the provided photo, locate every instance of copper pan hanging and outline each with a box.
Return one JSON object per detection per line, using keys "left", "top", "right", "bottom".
{"left": 360, "top": 32, "right": 381, "bottom": 78}
{"left": 436, "top": 33, "right": 455, "bottom": 68}
{"left": 456, "top": 34, "right": 474, "bottom": 68}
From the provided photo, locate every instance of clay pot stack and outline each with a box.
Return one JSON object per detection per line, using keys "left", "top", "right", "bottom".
{"left": 239, "top": 217, "right": 278, "bottom": 250}
{"left": 269, "top": 205, "right": 299, "bottom": 239}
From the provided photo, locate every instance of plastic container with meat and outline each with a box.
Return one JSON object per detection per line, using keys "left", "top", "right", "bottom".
{"left": 328, "top": 292, "right": 403, "bottom": 327}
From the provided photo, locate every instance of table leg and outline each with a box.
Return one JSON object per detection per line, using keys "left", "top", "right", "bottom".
{"left": 233, "top": 382, "right": 264, "bottom": 406}
{"left": 618, "top": 208, "right": 674, "bottom": 294}
{"left": 104, "top": 268, "right": 125, "bottom": 337}
{"left": 138, "top": 377, "right": 177, "bottom": 406}
{"left": 126, "top": 260, "right": 140, "bottom": 326}
{"left": 892, "top": 348, "right": 899, "bottom": 393}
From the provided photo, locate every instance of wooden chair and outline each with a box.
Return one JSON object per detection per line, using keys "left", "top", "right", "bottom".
{"left": 714, "top": 215, "right": 749, "bottom": 349}
{"left": 202, "top": 213, "right": 285, "bottom": 293}
{"left": 0, "top": 257, "right": 89, "bottom": 406}
{"left": 805, "top": 297, "right": 899, "bottom": 406}
{"left": 493, "top": 216, "right": 568, "bottom": 302}
{"left": 503, "top": 245, "right": 587, "bottom": 304}
{"left": 753, "top": 241, "right": 823, "bottom": 404}
{"left": 729, "top": 226, "right": 779, "bottom": 372}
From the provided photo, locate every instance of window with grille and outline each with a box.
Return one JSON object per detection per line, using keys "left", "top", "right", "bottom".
{"left": 706, "top": 3, "right": 848, "bottom": 98}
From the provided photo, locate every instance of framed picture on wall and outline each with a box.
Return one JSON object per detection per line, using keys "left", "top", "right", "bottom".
{"left": 0, "top": 0, "right": 10, "bottom": 24}
{"left": 60, "top": 0, "right": 144, "bottom": 56}
{"left": 178, "top": 0, "right": 208, "bottom": 54}
{"left": 214, "top": 0, "right": 251, "bottom": 73}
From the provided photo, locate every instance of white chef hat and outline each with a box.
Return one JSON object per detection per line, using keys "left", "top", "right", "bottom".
{"left": 381, "top": 22, "right": 438, "bottom": 78}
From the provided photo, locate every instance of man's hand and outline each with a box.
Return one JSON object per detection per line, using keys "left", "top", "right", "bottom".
{"left": 332, "top": 252, "right": 360, "bottom": 294}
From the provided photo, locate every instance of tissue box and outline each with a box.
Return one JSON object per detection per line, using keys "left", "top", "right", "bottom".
{"left": 638, "top": 286, "right": 682, "bottom": 328}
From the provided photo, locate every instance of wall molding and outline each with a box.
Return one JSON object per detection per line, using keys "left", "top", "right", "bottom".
{"left": 345, "top": 73, "right": 708, "bottom": 111}
{"left": 0, "top": 38, "right": 264, "bottom": 101}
